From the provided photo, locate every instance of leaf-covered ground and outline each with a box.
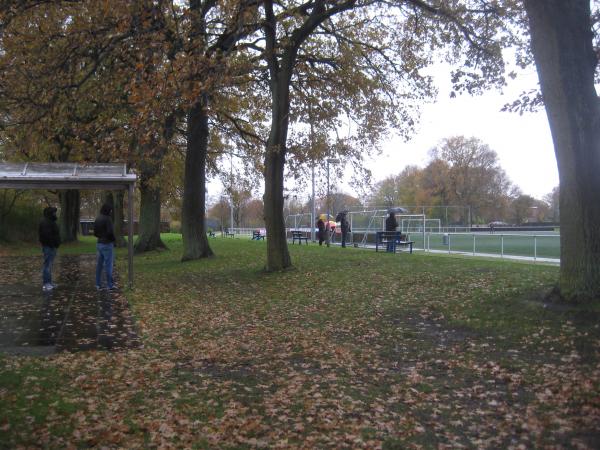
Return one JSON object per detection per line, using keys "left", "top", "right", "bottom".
{"left": 1, "top": 234, "right": 599, "bottom": 449}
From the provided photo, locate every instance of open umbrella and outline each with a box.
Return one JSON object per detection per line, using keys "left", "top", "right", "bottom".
{"left": 388, "top": 207, "right": 408, "bottom": 214}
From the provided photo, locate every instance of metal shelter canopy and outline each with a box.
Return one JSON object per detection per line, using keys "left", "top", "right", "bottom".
{"left": 0, "top": 162, "right": 137, "bottom": 288}
{"left": 0, "top": 162, "right": 135, "bottom": 190}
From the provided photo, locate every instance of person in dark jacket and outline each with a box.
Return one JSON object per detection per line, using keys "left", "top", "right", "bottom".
{"left": 317, "top": 216, "right": 326, "bottom": 246}
{"left": 385, "top": 211, "right": 399, "bottom": 252}
{"left": 39, "top": 206, "right": 61, "bottom": 291}
{"left": 338, "top": 211, "right": 351, "bottom": 248}
{"left": 94, "top": 203, "right": 116, "bottom": 290}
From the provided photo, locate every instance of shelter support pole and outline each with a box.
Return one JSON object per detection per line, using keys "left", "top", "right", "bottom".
{"left": 128, "top": 183, "right": 134, "bottom": 288}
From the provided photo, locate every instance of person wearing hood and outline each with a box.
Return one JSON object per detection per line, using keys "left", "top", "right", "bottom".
{"left": 94, "top": 203, "right": 116, "bottom": 290}
{"left": 316, "top": 215, "right": 326, "bottom": 246}
{"left": 385, "top": 211, "right": 399, "bottom": 252}
{"left": 39, "top": 206, "right": 61, "bottom": 291}
{"left": 337, "top": 211, "right": 351, "bottom": 248}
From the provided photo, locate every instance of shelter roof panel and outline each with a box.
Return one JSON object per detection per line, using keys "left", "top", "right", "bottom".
{"left": 0, "top": 162, "right": 136, "bottom": 189}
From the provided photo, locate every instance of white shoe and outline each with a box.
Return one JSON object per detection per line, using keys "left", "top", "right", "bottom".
{"left": 42, "top": 283, "right": 54, "bottom": 291}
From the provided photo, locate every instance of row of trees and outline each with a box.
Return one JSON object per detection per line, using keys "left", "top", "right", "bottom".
{"left": 0, "top": 0, "right": 512, "bottom": 257}
{"left": 0, "top": 1, "right": 598, "bottom": 302}
{"left": 209, "top": 135, "right": 558, "bottom": 229}
{"left": 369, "top": 136, "right": 558, "bottom": 226}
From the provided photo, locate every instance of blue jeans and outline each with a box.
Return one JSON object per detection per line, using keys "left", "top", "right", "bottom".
{"left": 96, "top": 243, "right": 114, "bottom": 288}
{"left": 42, "top": 246, "right": 57, "bottom": 284}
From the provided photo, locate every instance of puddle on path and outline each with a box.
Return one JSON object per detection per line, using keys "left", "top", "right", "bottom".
{"left": 0, "top": 255, "right": 140, "bottom": 356}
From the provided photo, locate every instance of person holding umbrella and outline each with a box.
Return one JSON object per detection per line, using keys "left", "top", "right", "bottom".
{"left": 316, "top": 214, "right": 326, "bottom": 246}
{"left": 385, "top": 210, "right": 399, "bottom": 252}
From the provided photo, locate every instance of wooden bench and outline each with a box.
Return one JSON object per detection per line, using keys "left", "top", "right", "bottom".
{"left": 375, "top": 231, "right": 414, "bottom": 254}
{"left": 223, "top": 230, "right": 235, "bottom": 238}
{"left": 291, "top": 230, "right": 309, "bottom": 245}
{"left": 251, "top": 230, "right": 265, "bottom": 240}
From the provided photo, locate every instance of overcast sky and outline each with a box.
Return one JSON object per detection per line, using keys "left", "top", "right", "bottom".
{"left": 362, "top": 63, "right": 559, "bottom": 200}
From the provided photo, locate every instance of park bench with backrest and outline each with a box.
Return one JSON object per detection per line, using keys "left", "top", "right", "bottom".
{"left": 375, "top": 231, "right": 413, "bottom": 254}
{"left": 223, "top": 228, "right": 235, "bottom": 238}
{"left": 291, "top": 230, "right": 309, "bottom": 244}
{"left": 252, "top": 230, "right": 265, "bottom": 240}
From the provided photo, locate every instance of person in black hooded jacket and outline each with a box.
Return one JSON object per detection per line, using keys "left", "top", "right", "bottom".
{"left": 39, "top": 206, "right": 61, "bottom": 291}
{"left": 94, "top": 203, "right": 116, "bottom": 290}
{"left": 338, "top": 211, "right": 351, "bottom": 248}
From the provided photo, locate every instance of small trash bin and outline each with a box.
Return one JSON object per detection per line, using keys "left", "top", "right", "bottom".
{"left": 443, "top": 233, "right": 449, "bottom": 245}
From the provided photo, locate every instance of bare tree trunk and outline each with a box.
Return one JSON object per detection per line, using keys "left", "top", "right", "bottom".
{"left": 59, "top": 190, "right": 80, "bottom": 243}
{"left": 113, "top": 190, "right": 127, "bottom": 248}
{"left": 181, "top": 97, "right": 213, "bottom": 261}
{"left": 102, "top": 191, "right": 127, "bottom": 248}
{"left": 132, "top": 113, "right": 176, "bottom": 253}
{"left": 524, "top": 0, "right": 600, "bottom": 302}
{"left": 263, "top": 73, "right": 292, "bottom": 271}
{"left": 134, "top": 177, "right": 166, "bottom": 253}
{"left": 264, "top": 144, "right": 291, "bottom": 271}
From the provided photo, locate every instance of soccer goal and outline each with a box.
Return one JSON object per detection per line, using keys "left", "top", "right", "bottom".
{"left": 400, "top": 217, "right": 441, "bottom": 233}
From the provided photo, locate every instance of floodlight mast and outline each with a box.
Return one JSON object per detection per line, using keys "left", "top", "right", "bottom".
{"left": 311, "top": 163, "right": 316, "bottom": 242}
{"left": 326, "top": 158, "right": 340, "bottom": 247}
{"left": 230, "top": 152, "right": 234, "bottom": 231}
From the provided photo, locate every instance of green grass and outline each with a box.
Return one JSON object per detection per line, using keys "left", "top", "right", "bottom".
{"left": 1, "top": 235, "right": 99, "bottom": 256}
{"left": 415, "top": 232, "right": 561, "bottom": 259}
{"left": 0, "top": 356, "right": 82, "bottom": 447}
{"left": 1, "top": 234, "right": 598, "bottom": 448}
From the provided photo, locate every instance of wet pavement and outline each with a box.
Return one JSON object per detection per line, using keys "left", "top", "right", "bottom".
{"left": 0, "top": 255, "right": 140, "bottom": 356}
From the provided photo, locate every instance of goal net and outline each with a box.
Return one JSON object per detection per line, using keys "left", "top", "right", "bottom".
{"left": 399, "top": 216, "right": 440, "bottom": 233}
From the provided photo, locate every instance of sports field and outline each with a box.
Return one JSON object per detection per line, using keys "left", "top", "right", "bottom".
{"left": 408, "top": 231, "right": 560, "bottom": 260}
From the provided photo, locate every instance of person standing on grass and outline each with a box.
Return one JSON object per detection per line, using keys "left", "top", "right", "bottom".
{"left": 94, "top": 203, "right": 116, "bottom": 290}
{"left": 385, "top": 210, "right": 398, "bottom": 252}
{"left": 338, "top": 211, "right": 350, "bottom": 248}
{"left": 39, "top": 206, "right": 61, "bottom": 291}
{"left": 317, "top": 215, "right": 326, "bottom": 246}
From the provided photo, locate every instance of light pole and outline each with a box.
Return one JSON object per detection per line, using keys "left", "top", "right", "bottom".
{"left": 230, "top": 195, "right": 234, "bottom": 230}
{"left": 326, "top": 158, "right": 340, "bottom": 247}
{"left": 229, "top": 152, "right": 234, "bottom": 232}
{"left": 311, "top": 163, "right": 316, "bottom": 242}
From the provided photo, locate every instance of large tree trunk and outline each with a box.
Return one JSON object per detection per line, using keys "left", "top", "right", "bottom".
{"left": 263, "top": 75, "right": 292, "bottom": 271}
{"left": 102, "top": 191, "right": 127, "bottom": 248}
{"left": 524, "top": 0, "right": 600, "bottom": 302}
{"left": 181, "top": 97, "right": 213, "bottom": 261}
{"left": 113, "top": 190, "right": 127, "bottom": 248}
{"left": 133, "top": 114, "right": 176, "bottom": 253}
{"left": 59, "top": 189, "right": 80, "bottom": 243}
{"left": 134, "top": 175, "right": 166, "bottom": 253}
